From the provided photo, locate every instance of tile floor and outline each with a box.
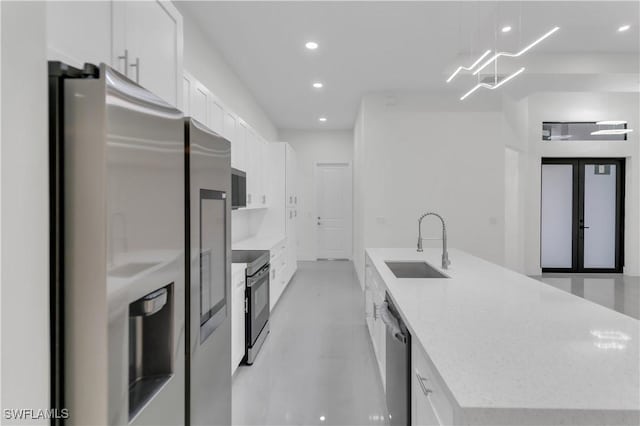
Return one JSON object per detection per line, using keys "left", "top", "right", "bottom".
{"left": 232, "top": 261, "right": 389, "bottom": 426}
{"left": 531, "top": 273, "right": 640, "bottom": 320}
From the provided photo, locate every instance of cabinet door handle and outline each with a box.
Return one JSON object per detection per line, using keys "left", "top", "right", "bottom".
{"left": 118, "top": 49, "right": 129, "bottom": 76}
{"left": 415, "top": 372, "right": 432, "bottom": 396}
{"left": 130, "top": 57, "right": 140, "bottom": 83}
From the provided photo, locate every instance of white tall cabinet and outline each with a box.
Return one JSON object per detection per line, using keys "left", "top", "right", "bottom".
{"left": 46, "top": 0, "right": 183, "bottom": 108}
{"left": 265, "top": 143, "right": 298, "bottom": 288}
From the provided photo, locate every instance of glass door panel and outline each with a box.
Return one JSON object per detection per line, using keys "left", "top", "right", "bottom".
{"left": 541, "top": 164, "right": 574, "bottom": 269}
{"left": 582, "top": 164, "right": 617, "bottom": 269}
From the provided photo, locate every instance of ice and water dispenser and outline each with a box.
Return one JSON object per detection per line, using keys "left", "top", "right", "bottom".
{"left": 128, "top": 283, "right": 174, "bottom": 421}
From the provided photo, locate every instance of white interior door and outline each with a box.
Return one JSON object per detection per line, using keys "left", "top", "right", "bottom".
{"left": 315, "top": 163, "right": 352, "bottom": 259}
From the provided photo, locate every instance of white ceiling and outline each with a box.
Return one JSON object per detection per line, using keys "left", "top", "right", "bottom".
{"left": 179, "top": 1, "right": 640, "bottom": 130}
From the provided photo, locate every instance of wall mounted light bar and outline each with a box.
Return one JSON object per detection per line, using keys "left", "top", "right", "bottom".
{"left": 446, "top": 50, "right": 492, "bottom": 83}
{"left": 472, "top": 26, "right": 560, "bottom": 76}
{"left": 460, "top": 67, "right": 525, "bottom": 100}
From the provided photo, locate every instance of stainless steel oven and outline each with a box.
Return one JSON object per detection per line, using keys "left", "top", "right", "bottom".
{"left": 232, "top": 250, "right": 270, "bottom": 365}
{"left": 245, "top": 263, "right": 270, "bottom": 363}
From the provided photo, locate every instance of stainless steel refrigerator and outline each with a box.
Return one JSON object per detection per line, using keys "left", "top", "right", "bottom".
{"left": 185, "top": 117, "right": 232, "bottom": 425}
{"left": 50, "top": 61, "right": 186, "bottom": 425}
{"left": 50, "top": 62, "right": 231, "bottom": 426}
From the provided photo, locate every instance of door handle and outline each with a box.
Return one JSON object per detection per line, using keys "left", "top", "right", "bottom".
{"left": 580, "top": 225, "right": 590, "bottom": 229}
{"left": 130, "top": 57, "right": 140, "bottom": 83}
{"left": 415, "top": 371, "right": 432, "bottom": 396}
{"left": 118, "top": 49, "right": 129, "bottom": 76}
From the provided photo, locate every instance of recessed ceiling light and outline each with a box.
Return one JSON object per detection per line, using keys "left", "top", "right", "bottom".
{"left": 312, "top": 82, "right": 323, "bottom": 89}
{"left": 318, "top": 117, "right": 327, "bottom": 122}
{"left": 618, "top": 25, "right": 631, "bottom": 32}
{"left": 501, "top": 26, "right": 512, "bottom": 33}
{"left": 305, "top": 41, "right": 319, "bottom": 50}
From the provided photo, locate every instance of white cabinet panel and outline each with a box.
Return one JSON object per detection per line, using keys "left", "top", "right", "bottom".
{"left": 411, "top": 338, "right": 454, "bottom": 426}
{"left": 245, "top": 129, "right": 261, "bottom": 207}
{"left": 192, "top": 82, "right": 209, "bottom": 126}
{"left": 182, "top": 74, "right": 192, "bottom": 115}
{"left": 260, "top": 139, "right": 270, "bottom": 206}
{"left": 113, "top": 0, "right": 182, "bottom": 107}
{"left": 46, "top": 1, "right": 112, "bottom": 68}
{"left": 209, "top": 100, "right": 224, "bottom": 136}
{"left": 232, "top": 120, "right": 246, "bottom": 172}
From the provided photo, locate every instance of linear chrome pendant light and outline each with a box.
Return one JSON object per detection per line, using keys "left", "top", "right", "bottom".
{"left": 460, "top": 67, "right": 525, "bottom": 100}
{"left": 472, "top": 26, "right": 560, "bottom": 76}
{"left": 591, "top": 129, "right": 634, "bottom": 135}
{"left": 446, "top": 50, "right": 492, "bottom": 83}
{"left": 596, "top": 120, "right": 627, "bottom": 125}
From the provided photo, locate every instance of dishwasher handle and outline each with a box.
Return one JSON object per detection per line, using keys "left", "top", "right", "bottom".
{"left": 380, "top": 301, "right": 407, "bottom": 344}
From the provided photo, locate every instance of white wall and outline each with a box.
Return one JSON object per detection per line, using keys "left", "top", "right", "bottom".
{"left": 1, "top": 1, "right": 50, "bottom": 422}
{"left": 522, "top": 92, "right": 640, "bottom": 276}
{"left": 175, "top": 3, "right": 280, "bottom": 244}
{"left": 176, "top": 3, "right": 277, "bottom": 143}
{"left": 279, "top": 129, "right": 354, "bottom": 260}
{"left": 353, "top": 103, "right": 366, "bottom": 285}
{"left": 353, "top": 93, "right": 506, "bottom": 282}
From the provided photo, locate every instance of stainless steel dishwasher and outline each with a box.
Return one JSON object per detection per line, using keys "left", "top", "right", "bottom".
{"left": 381, "top": 293, "right": 411, "bottom": 426}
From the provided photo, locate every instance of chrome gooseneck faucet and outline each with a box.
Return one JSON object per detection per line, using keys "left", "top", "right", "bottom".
{"left": 417, "top": 212, "right": 451, "bottom": 269}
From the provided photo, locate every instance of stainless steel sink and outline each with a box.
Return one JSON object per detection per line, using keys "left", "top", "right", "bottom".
{"left": 109, "top": 262, "right": 160, "bottom": 278}
{"left": 385, "top": 261, "right": 449, "bottom": 279}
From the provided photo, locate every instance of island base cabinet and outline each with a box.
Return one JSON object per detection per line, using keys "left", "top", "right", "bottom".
{"left": 364, "top": 259, "right": 386, "bottom": 388}
{"left": 412, "top": 341, "right": 455, "bottom": 426}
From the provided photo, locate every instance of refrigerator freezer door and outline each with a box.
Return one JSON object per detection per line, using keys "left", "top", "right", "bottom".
{"left": 63, "top": 64, "right": 185, "bottom": 425}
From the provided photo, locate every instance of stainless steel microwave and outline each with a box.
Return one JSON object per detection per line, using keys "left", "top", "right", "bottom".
{"left": 231, "top": 168, "right": 246, "bottom": 209}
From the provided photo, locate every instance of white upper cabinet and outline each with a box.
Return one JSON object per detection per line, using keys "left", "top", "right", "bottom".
{"left": 260, "top": 138, "right": 270, "bottom": 206}
{"left": 209, "top": 100, "right": 224, "bottom": 136}
{"left": 232, "top": 120, "right": 246, "bottom": 172}
{"left": 181, "top": 71, "right": 271, "bottom": 210}
{"left": 46, "top": 0, "right": 183, "bottom": 108}
{"left": 46, "top": 1, "right": 112, "bottom": 68}
{"left": 112, "top": 0, "right": 183, "bottom": 107}
{"left": 182, "top": 73, "right": 192, "bottom": 115}
{"left": 245, "top": 128, "right": 261, "bottom": 207}
{"left": 191, "top": 81, "right": 210, "bottom": 126}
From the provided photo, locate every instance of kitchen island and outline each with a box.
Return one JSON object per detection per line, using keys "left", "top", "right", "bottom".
{"left": 365, "top": 248, "right": 639, "bottom": 426}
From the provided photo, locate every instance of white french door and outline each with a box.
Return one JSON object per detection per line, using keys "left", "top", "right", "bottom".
{"left": 541, "top": 158, "right": 624, "bottom": 273}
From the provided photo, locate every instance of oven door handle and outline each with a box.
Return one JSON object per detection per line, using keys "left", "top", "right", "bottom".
{"left": 247, "top": 264, "right": 270, "bottom": 287}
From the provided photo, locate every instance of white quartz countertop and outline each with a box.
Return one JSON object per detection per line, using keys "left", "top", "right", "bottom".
{"left": 232, "top": 234, "right": 286, "bottom": 251}
{"left": 366, "top": 248, "right": 640, "bottom": 416}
